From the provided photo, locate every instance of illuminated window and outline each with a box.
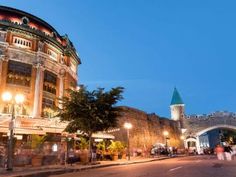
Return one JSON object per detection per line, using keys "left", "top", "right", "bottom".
{"left": 12, "top": 36, "right": 32, "bottom": 49}
{"left": 3, "top": 102, "right": 27, "bottom": 115}
{"left": 47, "top": 49, "right": 58, "bottom": 61}
{"left": 43, "top": 70, "right": 57, "bottom": 94}
{"left": 7, "top": 60, "right": 32, "bottom": 87}
{"left": 42, "top": 97, "right": 55, "bottom": 108}
{"left": 42, "top": 97, "right": 56, "bottom": 118}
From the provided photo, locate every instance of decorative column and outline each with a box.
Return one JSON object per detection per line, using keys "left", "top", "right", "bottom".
{"left": 32, "top": 42, "right": 45, "bottom": 118}
{"left": 32, "top": 64, "right": 43, "bottom": 118}
{"left": 58, "top": 68, "right": 65, "bottom": 109}
{"left": 0, "top": 32, "right": 9, "bottom": 94}
{"left": 0, "top": 59, "right": 8, "bottom": 113}
{"left": 0, "top": 30, "right": 7, "bottom": 42}
{"left": 0, "top": 32, "right": 9, "bottom": 114}
{"left": 0, "top": 57, "right": 4, "bottom": 90}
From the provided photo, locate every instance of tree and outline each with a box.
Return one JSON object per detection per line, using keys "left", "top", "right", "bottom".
{"left": 58, "top": 86, "right": 124, "bottom": 157}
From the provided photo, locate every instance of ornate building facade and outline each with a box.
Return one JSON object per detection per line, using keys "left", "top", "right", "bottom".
{"left": 0, "top": 6, "right": 81, "bottom": 136}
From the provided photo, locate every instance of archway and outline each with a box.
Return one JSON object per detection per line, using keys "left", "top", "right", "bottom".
{"left": 194, "top": 124, "right": 236, "bottom": 154}
{"left": 196, "top": 124, "right": 236, "bottom": 137}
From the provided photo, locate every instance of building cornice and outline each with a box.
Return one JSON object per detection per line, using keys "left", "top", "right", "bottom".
{"left": 1, "top": 21, "right": 81, "bottom": 64}
{"left": 0, "top": 20, "right": 64, "bottom": 50}
{"left": 0, "top": 5, "right": 60, "bottom": 37}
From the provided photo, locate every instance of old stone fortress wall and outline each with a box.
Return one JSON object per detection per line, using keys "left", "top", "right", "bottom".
{"left": 113, "top": 107, "right": 182, "bottom": 153}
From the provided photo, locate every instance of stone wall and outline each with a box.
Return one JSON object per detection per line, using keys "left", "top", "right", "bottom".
{"left": 183, "top": 112, "right": 236, "bottom": 136}
{"left": 112, "top": 106, "right": 182, "bottom": 154}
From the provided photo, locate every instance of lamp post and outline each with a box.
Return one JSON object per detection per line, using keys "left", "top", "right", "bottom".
{"left": 124, "top": 122, "right": 132, "bottom": 161}
{"left": 163, "top": 131, "right": 169, "bottom": 155}
{"left": 2, "top": 92, "right": 24, "bottom": 171}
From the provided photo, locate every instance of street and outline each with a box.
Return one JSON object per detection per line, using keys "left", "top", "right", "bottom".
{"left": 50, "top": 156, "right": 236, "bottom": 177}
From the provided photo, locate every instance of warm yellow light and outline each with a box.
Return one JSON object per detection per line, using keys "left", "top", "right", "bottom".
{"left": 76, "top": 86, "right": 81, "bottom": 91}
{"left": 2, "top": 92, "right": 24, "bottom": 104}
{"left": 163, "top": 131, "right": 169, "bottom": 136}
{"left": 2, "top": 92, "right": 12, "bottom": 102}
{"left": 124, "top": 122, "right": 132, "bottom": 129}
{"left": 15, "top": 94, "right": 24, "bottom": 104}
{"left": 180, "top": 135, "right": 184, "bottom": 140}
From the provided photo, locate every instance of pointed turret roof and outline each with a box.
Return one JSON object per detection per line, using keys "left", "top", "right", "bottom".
{"left": 170, "top": 87, "right": 184, "bottom": 105}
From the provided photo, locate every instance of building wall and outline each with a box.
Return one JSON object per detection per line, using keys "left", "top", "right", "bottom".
{"left": 183, "top": 111, "right": 236, "bottom": 136}
{"left": 112, "top": 107, "right": 182, "bottom": 153}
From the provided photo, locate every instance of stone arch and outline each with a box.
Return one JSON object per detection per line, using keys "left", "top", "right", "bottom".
{"left": 196, "top": 124, "right": 236, "bottom": 136}
{"left": 190, "top": 124, "right": 236, "bottom": 154}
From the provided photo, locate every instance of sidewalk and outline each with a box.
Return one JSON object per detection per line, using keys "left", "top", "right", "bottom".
{"left": 0, "top": 156, "right": 174, "bottom": 177}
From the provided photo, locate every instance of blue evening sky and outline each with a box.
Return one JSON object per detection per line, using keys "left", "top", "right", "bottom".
{"left": 1, "top": 0, "right": 236, "bottom": 117}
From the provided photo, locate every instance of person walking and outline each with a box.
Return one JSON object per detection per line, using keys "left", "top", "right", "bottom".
{"left": 68, "top": 148, "right": 75, "bottom": 166}
{"left": 231, "top": 145, "right": 236, "bottom": 159}
{"left": 91, "top": 145, "right": 97, "bottom": 162}
{"left": 215, "top": 144, "right": 224, "bottom": 160}
{"left": 224, "top": 145, "right": 233, "bottom": 161}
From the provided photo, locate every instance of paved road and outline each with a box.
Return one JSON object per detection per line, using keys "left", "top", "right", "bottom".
{"left": 50, "top": 156, "right": 236, "bottom": 177}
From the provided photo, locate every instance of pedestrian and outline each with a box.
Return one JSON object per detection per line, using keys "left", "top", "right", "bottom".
{"left": 91, "top": 145, "right": 97, "bottom": 162}
{"left": 215, "top": 144, "right": 224, "bottom": 160}
{"left": 224, "top": 145, "right": 233, "bottom": 161}
{"left": 68, "top": 148, "right": 75, "bottom": 166}
{"left": 60, "top": 150, "right": 65, "bottom": 165}
{"left": 231, "top": 145, "right": 236, "bottom": 159}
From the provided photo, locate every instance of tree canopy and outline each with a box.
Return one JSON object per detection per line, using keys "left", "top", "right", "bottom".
{"left": 58, "top": 86, "right": 124, "bottom": 136}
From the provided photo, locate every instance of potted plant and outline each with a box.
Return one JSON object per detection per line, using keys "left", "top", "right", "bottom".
{"left": 96, "top": 141, "right": 106, "bottom": 160}
{"left": 108, "top": 141, "right": 125, "bottom": 161}
{"left": 116, "top": 141, "right": 126, "bottom": 159}
{"left": 78, "top": 137, "right": 89, "bottom": 164}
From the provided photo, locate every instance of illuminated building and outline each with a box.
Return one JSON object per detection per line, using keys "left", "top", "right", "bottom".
{"left": 0, "top": 6, "right": 81, "bottom": 137}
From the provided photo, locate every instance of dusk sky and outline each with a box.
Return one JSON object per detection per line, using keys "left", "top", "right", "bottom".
{"left": 1, "top": 0, "right": 236, "bottom": 117}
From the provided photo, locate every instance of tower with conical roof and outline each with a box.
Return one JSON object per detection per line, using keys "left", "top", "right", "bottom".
{"left": 170, "top": 87, "right": 185, "bottom": 128}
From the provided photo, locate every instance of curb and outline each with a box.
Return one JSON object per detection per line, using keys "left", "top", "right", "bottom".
{"left": 2, "top": 156, "right": 178, "bottom": 177}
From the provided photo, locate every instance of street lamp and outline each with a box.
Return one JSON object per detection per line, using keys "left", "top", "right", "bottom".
{"left": 2, "top": 91, "right": 24, "bottom": 171}
{"left": 124, "top": 122, "right": 132, "bottom": 161}
{"left": 163, "top": 131, "right": 169, "bottom": 155}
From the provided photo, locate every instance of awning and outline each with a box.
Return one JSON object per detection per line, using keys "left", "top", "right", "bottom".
{"left": 42, "top": 127, "right": 64, "bottom": 134}
{"left": 0, "top": 127, "right": 46, "bottom": 135}
{"left": 14, "top": 128, "right": 46, "bottom": 135}
{"left": 92, "top": 132, "right": 115, "bottom": 139}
